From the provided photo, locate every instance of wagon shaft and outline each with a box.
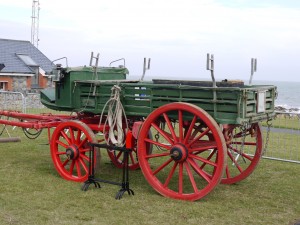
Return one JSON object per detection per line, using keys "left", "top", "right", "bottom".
{"left": 0, "top": 110, "right": 76, "bottom": 129}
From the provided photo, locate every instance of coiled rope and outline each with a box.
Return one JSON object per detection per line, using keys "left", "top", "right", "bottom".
{"left": 99, "top": 85, "right": 128, "bottom": 147}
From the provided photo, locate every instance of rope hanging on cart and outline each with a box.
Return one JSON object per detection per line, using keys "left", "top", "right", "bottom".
{"left": 99, "top": 85, "right": 128, "bottom": 147}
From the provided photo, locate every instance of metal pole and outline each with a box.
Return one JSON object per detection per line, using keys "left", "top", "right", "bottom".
{"left": 206, "top": 53, "right": 217, "bottom": 118}
{"left": 206, "top": 53, "right": 216, "bottom": 88}
{"left": 140, "top": 58, "right": 151, "bottom": 81}
{"left": 249, "top": 58, "right": 257, "bottom": 85}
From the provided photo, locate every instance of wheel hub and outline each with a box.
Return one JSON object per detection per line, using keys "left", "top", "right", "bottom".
{"left": 66, "top": 145, "right": 79, "bottom": 160}
{"left": 170, "top": 143, "right": 188, "bottom": 162}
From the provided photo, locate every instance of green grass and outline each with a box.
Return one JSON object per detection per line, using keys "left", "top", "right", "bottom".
{"left": 261, "top": 115, "right": 300, "bottom": 161}
{"left": 262, "top": 114, "right": 300, "bottom": 130}
{"left": 0, "top": 127, "right": 300, "bottom": 225}
{"left": 263, "top": 131, "right": 299, "bottom": 160}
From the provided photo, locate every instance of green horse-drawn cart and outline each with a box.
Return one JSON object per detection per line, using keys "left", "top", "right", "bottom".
{"left": 37, "top": 61, "right": 277, "bottom": 201}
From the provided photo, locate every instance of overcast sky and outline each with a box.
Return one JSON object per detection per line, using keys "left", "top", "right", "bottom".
{"left": 1, "top": 0, "right": 300, "bottom": 82}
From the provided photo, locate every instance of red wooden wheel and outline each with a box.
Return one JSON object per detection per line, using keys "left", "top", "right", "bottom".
{"left": 137, "top": 103, "right": 226, "bottom": 201}
{"left": 50, "top": 121, "right": 98, "bottom": 182}
{"left": 102, "top": 123, "right": 140, "bottom": 170}
{"left": 107, "top": 138, "right": 140, "bottom": 170}
{"left": 221, "top": 123, "right": 262, "bottom": 184}
{"left": 107, "top": 132, "right": 152, "bottom": 170}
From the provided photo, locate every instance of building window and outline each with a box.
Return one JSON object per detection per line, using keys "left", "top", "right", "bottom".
{"left": 16, "top": 54, "right": 39, "bottom": 88}
{"left": 16, "top": 54, "right": 38, "bottom": 66}
{"left": 0, "top": 81, "right": 8, "bottom": 91}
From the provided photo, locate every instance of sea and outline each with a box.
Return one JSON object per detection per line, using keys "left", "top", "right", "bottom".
{"left": 251, "top": 80, "right": 300, "bottom": 110}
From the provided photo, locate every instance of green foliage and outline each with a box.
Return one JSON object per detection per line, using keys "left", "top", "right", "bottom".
{"left": 0, "top": 127, "right": 300, "bottom": 225}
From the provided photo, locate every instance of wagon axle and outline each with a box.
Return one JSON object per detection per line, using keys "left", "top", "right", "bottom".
{"left": 170, "top": 144, "right": 188, "bottom": 162}
{"left": 66, "top": 145, "right": 80, "bottom": 160}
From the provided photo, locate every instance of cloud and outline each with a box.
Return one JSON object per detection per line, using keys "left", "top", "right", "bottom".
{"left": 1, "top": 0, "right": 300, "bottom": 81}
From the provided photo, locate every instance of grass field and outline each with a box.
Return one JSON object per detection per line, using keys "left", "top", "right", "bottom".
{"left": 262, "top": 113, "right": 300, "bottom": 130}
{"left": 0, "top": 126, "right": 300, "bottom": 225}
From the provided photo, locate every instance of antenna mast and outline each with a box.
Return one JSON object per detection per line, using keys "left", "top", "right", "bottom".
{"left": 31, "top": 0, "right": 40, "bottom": 48}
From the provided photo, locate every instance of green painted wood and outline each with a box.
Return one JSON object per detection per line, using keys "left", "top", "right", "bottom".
{"left": 40, "top": 67, "right": 277, "bottom": 125}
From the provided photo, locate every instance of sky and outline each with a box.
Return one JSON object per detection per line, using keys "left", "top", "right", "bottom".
{"left": 0, "top": 0, "right": 300, "bottom": 82}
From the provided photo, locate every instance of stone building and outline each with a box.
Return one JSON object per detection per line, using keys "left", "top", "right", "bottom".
{"left": 0, "top": 38, "right": 54, "bottom": 93}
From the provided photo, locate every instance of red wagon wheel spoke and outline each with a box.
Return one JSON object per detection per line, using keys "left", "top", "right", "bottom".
{"left": 178, "top": 110, "right": 184, "bottom": 141}
{"left": 51, "top": 121, "right": 98, "bottom": 182}
{"left": 229, "top": 146, "right": 255, "bottom": 161}
{"left": 145, "top": 152, "right": 170, "bottom": 159}
{"left": 183, "top": 116, "right": 197, "bottom": 144}
{"left": 184, "top": 162, "right": 198, "bottom": 193}
{"left": 226, "top": 150, "right": 243, "bottom": 173}
{"left": 189, "top": 140, "right": 218, "bottom": 152}
{"left": 78, "top": 157, "right": 88, "bottom": 174}
{"left": 129, "top": 151, "right": 138, "bottom": 165}
{"left": 108, "top": 147, "right": 141, "bottom": 170}
{"left": 163, "top": 113, "right": 178, "bottom": 142}
{"left": 80, "top": 153, "right": 90, "bottom": 162}
{"left": 225, "top": 166, "right": 230, "bottom": 178}
{"left": 199, "top": 149, "right": 217, "bottom": 170}
{"left": 76, "top": 130, "right": 82, "bottom": 144}
{"left": 231, "top": 141, "right": 256, "bottom": 146}
{"left": 77, "top": 137, "right": 88, "bottom": 149}
{"left": 69, "top": 160, "right": 75, "bottom": 175}
{"left": 69, "top": 127, "right": 76, "bottom": 143}
{"left": 56, "top": 140, "right": 68, "bottom": 149}
{"left": 75, "top": 161, "right": 81, "bottom": 177}
{"left": 144, "top": 138, "right": 171, "bottom": 150}
{"left": 188, "top": 158, "right": 212, "bottom": 183}
{"left": 221, "top": 123, "right": 262, "bottom": 184}
{"left": 107, "top": 127, "right": 153, "bottom": 170}
{"left": 163, "top": 162, "right": 178, "bottom": 187}
{"left": 60, "top": 130, "right": 71, "bottom": 145}
{"left": 178, "top": 163, "right": 183, "bottom": 194}
{"left": 62, "top": 158, "right": 69, "bottom": 167}
{"left": 138, "top": 102, "right": 226, "bottom": 201}
{"left": 80, "top": 147, "right": 91, "bottom": 154}
{"left": 152, "top": 158, "right": 173, "bottom": 175}
{"left": 152, "top": 122, "right": 174, "bottom": 145}
{"left": 187, "top": 127, "right": 210, "bottom": 148}
{"left": 113, "top": 151, "right": 123, "bottom": 161}
{"left": 189, "top": 154, "right": 218, "bottom": 167}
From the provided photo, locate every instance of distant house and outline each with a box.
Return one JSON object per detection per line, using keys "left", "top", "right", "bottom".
{"left": 0, "top": 38, "right": 54, "bottom": 92}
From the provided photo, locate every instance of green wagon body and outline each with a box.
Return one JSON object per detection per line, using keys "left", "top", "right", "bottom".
{"left": 36, "top": 65, "right": 279, "bottom": 201}
{"left": 41, "top": 66, "right": 277, "bottom": 125}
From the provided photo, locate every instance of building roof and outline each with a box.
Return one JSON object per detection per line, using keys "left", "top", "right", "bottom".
{"left": 0, "top": 38, "right": 54, "bottom": 74}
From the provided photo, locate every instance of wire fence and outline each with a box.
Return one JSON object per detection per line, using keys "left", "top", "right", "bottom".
{"left": 0, "top": 91, "right": 66, "bottom": 115}
{"left": 0, "top": 91, "right": 25, "bottom": 112}
{"left": 262, "top": 111, "right": 300, "bottom": 164}
{"left": 0, "top": 91, "right": 299, "bottom": 164}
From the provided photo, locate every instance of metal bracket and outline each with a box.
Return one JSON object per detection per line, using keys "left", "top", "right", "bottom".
{"left": 90, "top": 52, "right": 100, "bottom": 80}
{"left": 206, "top": 53, "right": 216, "bottom": 88}
{"left": 249, "top": 58, "right": 257, "bottom": 85}
{"left": 140, "top": 58, "right": 151, "bottom": 81}
{"left": 109, "top": 58, "right": 126, "bottom": 68}
{"left": 82, "top": 132, "right": 135, "bottom": 200}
